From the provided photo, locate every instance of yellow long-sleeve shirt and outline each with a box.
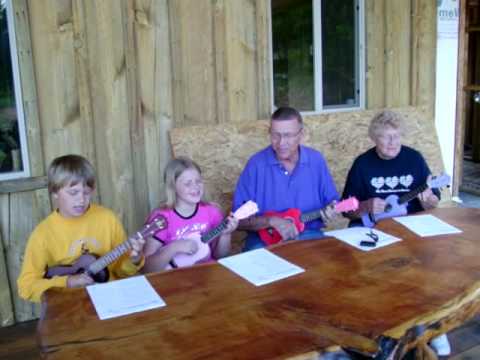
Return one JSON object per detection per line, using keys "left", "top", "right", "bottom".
{"left": 17, "top": 204, "right": 142, "bottom": 302}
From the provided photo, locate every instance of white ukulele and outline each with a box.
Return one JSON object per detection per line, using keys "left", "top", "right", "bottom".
{"left": 172, "top": 201, "right": 259, "bottom": 268}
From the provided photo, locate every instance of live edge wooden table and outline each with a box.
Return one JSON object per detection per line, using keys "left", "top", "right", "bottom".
{"left": 37, "top": 207, "right": 480, "bottom": 360}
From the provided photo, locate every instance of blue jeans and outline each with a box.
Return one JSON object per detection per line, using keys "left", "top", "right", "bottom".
{"left": 242, "top": 229, "right": 326, "bottom": 252}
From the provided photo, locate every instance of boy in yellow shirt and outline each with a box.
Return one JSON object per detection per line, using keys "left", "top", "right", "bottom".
{"left": 17, "top": 154, "right": 145, "bottom": 302}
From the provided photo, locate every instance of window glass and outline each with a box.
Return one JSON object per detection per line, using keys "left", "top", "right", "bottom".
{"left": 322, "top": 0, "right": 357, "bottom": 108}
{"left": 0, "top": 0, "right": 29, "bottom": 179}
{"left": 272, "top": 0, "right": 362, "bottom": 112}
{"left": 272, "top": 0, "right": 315, "bottom": 111}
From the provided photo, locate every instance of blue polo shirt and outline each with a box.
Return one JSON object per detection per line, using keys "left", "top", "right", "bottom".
{"left": 233, "top": 145, "right": 339, "bottom": 231}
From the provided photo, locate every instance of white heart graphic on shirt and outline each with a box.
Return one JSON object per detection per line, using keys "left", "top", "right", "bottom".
{"left": 371, "top": 177, "right": 385, "bottom": 189}
{"left": 400, "top": 174, "right": 413, "bottom": 187}
{"left": 385, "top": 176, "right": 399, "bottom": 189}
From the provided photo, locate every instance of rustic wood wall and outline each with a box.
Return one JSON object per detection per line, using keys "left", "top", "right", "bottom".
{"left": 0, "top": 0, "right": 436, "bottom": 325}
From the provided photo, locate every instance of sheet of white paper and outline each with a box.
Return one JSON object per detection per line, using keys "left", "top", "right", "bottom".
{"left": 325, "top": 227, "right": 402, "bottom": 251}
{"left": 393, "top": 214, "right": 462, "bottom": 237}
{"left": 86, "top": 275, "right": 166, "bottom": 320}
{"left": 218, "top": 249, "right": 305, "bottom": 286}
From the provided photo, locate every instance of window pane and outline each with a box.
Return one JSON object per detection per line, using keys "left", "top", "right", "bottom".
{"left": 272, "top": 0, "right": 314, "bottom": 111}
{"left": 0, "top": 1, "right": 23, "bottom": 173}
{"left": 322, "top": 0, "right": 357, "bottom": 108}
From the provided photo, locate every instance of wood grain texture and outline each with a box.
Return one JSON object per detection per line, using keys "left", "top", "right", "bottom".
{"left": 134, "top": 0, "right": 173, "bottom": 210}
{"left": 385, "top": 0, "right": 411, "bottom": 107}
{"left": 0, "top": 176, "right": 47, "bottom": 194}
{"left": 82, "top": 0, "right": 137, "bottom": 231}
{"left": 365, "top": 0, "right": 386, "bottom": 108}
{"left": 12, "top": 0, "right": 44, "bottom": 176}
{"left": 7, "top": 190, "right": 50, "bottom": 322}
{"left": 224, "top": 0, "right": 258, "bottom": 123}
{"left": 255, "top": 0, "right": 273, "bottom": 119}
{"left": 37, "top": 208, "right": 480, "bottom": 359}
{"left": 0, "top": 195, "right": 14, "bottom": 327}
{"left": 124, "top": 0, "right": 149, "bottom": 226}
{"left": 170, "top": 0, "right": 217, "bottom": 126}
{"left": 454, "top": 0, "right": 468, "bottom": 197}
{"left": 410, "top": 0, "right": 436, "bottom": 120}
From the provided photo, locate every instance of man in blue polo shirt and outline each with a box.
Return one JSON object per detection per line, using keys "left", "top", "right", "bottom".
{"left": 233, "top": 107, "right": 339, "bottom": 251}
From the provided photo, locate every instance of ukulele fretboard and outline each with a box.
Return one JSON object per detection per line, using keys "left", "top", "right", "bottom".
{"left": 300, "top": 209, "right": 324, "bottom": 224}
{"left": 398, "top": 183, "right": 428, "bottom": 205}
{"left": 201, "top": 219, "right": 229, "bottom": 244}
{"left": 88, "top": 240, "right": 132, "bottom": 275}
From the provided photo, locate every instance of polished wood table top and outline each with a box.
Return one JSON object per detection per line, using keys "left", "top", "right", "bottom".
{"left": 37, "top": 207, "right": 480, "bottom": 359}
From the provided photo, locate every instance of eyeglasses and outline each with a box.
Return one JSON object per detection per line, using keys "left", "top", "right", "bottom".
{"left": 270, "top": 128, "right": 303, "bottom": 141}
{"left": 377, "top": 133, "right": 401, "bottom": 143}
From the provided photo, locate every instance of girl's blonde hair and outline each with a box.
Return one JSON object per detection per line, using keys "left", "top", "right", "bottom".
{"left": 163, "top": 157, "right": 203, "bottom": 208}
{"left": 368, "top": 110, "right": 405, "bottom": 140}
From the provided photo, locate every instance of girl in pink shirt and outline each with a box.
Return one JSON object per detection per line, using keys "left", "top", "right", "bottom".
{"left": 143, "top": 157, "right": 238, "bottom": 272}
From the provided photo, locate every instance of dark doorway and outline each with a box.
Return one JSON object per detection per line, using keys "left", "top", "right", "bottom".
{"left": 458, "top": 0, "right": 480, "bottom": 196}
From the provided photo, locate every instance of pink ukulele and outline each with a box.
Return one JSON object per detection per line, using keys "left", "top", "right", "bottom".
{"left": 172, "top": 201, "right": 259, "bottom": 268}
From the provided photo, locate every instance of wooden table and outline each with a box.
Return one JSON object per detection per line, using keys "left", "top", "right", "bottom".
{"left": 37, "top": 207, "right": 480, "bottom": 359}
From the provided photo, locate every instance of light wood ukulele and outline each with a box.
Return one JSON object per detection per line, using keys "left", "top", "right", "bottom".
{"left": 172, "top": 201, "right": 259, "bottom": 268}
{"left": 45, "top": 214, "right": 167, "bottom": 282}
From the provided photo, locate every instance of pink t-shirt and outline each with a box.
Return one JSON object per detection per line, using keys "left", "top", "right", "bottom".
{"left": 146, "top": 202, "right": 224, "bottom": 261}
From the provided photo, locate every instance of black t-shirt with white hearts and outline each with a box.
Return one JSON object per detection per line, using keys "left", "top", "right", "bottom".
{"left": 342, "top": 145, "right": 440, "bottom": 223}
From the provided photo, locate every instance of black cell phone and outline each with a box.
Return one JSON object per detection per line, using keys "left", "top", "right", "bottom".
{"left": 360, "top": 240, "right": 376, "bottom": 247}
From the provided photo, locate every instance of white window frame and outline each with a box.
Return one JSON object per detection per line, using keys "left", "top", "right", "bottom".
{"left": 0, "top": 0, "right": 30, "bottom": 181}
{"left": 270, "top": 0, "right": 366, "bottom": 115}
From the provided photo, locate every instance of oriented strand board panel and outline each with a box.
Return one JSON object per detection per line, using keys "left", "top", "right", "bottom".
{"left": 170, "top": 107, "right": 446, "bottom": 213}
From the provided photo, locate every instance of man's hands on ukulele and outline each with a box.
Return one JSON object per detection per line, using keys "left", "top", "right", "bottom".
{"left": 67, "top": 273, "right": 94, "bottom": 288}
{"left": 269, "top": 217, "right": 298, "bottom": 241}
{"left": 360, "top": 198, "right": 386, "bottom": 214}
{"left": 319, "top": 201, "right": 339, "bottom": 224}
{"left": 129, "top": 235, "right": 146, "bottom": 265}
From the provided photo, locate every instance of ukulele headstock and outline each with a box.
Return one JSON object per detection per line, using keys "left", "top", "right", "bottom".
{"left": 334, "top": 197, "right": 359, "bottom": 213}
{"left": 233, "top": 200, "right": 259, "bottom": 220}
{"left": 428, "top": 173, "right": 451, "bottom": 189}
{"left": 138, "top": 215, "right": 168, "bottom": 239}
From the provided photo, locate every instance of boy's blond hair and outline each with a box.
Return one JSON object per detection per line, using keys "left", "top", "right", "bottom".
{"left": 163, "top": 157, "right": 203, "bottom": 208}
{"left": 47, "top": 154, "right": 96, "bottom": 194}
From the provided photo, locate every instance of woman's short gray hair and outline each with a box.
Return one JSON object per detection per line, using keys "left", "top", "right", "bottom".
{"left": 368, "top": 110, "right": 405, "bottom": 140}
